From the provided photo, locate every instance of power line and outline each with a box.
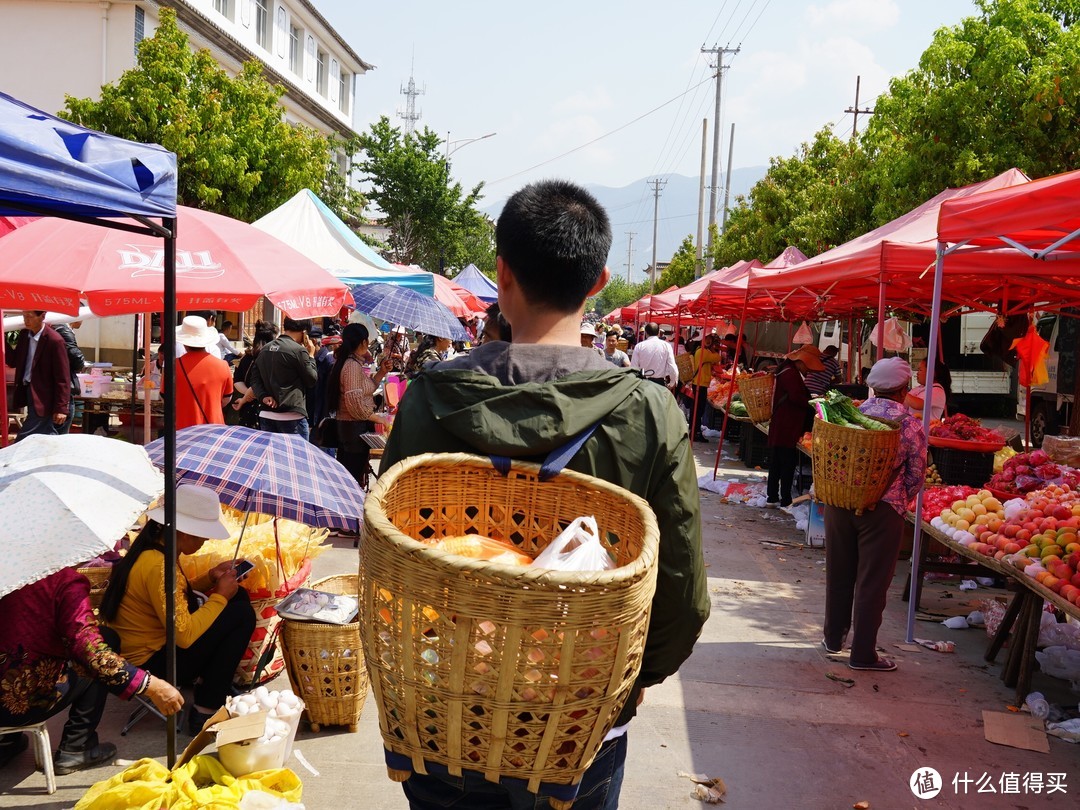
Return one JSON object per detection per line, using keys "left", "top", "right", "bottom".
{"left": 486, "top": 77, "right": 713, "bottom": 187}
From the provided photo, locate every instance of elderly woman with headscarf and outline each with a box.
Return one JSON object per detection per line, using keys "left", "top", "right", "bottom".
{"left": 822, "top": 357, "right": 927, "bottom": 672}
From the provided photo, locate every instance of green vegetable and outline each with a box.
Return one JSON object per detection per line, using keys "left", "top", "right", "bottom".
{"left": 812, "top": 390, "right": 893, "bottom": 431}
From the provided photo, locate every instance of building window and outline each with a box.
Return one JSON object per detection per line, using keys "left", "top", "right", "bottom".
{"left": 329, "top": 58, "right": 339, "bottom": 104}
{"left": 254, "top": 0, "right": 270, "bottom": 50}
{"left": 316, "top": 49, "right": 327, "bottom": 96}
{"left": 305, "top": 35, "right": 316, "bottom": 83}
{"left": 275, "top": 7, "right": 287, "bottom": 59}
{"left": 289, "top": 25, "right": 301, "bottom": 75}
{"left": 213, "top": 0, "right": 231, "bottom": 20}
{"left": 134, "top": 6, "right": 144, "bottom": 57}
{"left": 339, "top": 70, "right": 349, "bottom": 114}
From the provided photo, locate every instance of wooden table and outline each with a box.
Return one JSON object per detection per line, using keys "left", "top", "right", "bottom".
{"left": 909, "top": 518, "right": 1080, "bottom": 703}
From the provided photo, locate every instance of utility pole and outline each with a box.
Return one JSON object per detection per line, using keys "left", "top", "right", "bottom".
{"left": 722, "top": 122, "right": 735, "bottom": 231}
{"left": 696, "top": 118, "right": 707, "bottom": 278}
{"left": 701, "top": 43, "right": 740, "bottom": 272}
{"left": 844, "top": 75, "right": 874, "bottom": 140}
{"left": 648, "top": 178, "right": 667, "bottom": 293}
{"left": 625, "top": 232, "right": 636, "bottom": 283}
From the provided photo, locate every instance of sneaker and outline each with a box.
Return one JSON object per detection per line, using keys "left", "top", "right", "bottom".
{"left": 764, "top": 501, "right": 780, "bottom": 508}
{"left": 821, "top": 639, "right": 843, "bottom": 654}
{"left": 849, "top": 657, "right": 897, "bottom": 672}
{"left": 0, "top": 733, "right": 29, "bottom": 769}
{"left": 53, "top": 742, "right": 117, "bottom": 775}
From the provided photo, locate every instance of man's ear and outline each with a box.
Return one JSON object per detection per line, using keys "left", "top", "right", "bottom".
{"left": 587, "top": 267, "right": 611, "bottom": 297}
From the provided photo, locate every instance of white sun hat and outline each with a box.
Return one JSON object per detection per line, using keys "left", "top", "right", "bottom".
{"left": 147, "top": 484, "right": 231, "bottom": 539}
{"left": 175, "top": 316, "right": 220, "bottom": 348}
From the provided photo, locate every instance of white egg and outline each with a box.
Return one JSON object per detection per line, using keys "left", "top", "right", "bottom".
{"left": 233, "top": 703, "right": 250, "bottom": 716}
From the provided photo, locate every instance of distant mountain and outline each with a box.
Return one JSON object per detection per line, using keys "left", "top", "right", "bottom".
{"left": 480, "top": 167, "right": 767, "bottom": 282}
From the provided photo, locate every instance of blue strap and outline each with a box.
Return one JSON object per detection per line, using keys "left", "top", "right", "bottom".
{"left": 489, "top": 421, "right": 601, "bottom": 481}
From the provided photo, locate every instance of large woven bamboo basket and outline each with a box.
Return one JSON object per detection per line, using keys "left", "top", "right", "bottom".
{"left": 360, "top": 453, "right": 659, "bottom": 806}
{"left": 281, "top": 574, "right": 367, "bottom": 733}
{"left": 811, "top": 417, "right": 901, "bottom": 515}
{"left": 675, "top": 352, "right": 696, "bottom": 384}
{"left": 737, "top": 373, "right": 774, "bottom": 422}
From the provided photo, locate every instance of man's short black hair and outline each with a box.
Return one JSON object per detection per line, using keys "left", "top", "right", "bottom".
{"left": 282, "top": 317, "right": 312, "bottom": 333}
{"left": 495, "top": 180, "right": 611, "bottom": 313}
{"left": 644, "top": 322, "right": 660, "bottom": 338}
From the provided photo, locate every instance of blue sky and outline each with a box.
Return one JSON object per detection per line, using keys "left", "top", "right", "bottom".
{"left": 319, "top": 0, "right": 978, "bottom": 267}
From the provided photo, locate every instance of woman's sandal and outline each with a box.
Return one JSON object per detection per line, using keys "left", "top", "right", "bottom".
{"left": 849, "top": 657, "right": 897, "bottom": 672}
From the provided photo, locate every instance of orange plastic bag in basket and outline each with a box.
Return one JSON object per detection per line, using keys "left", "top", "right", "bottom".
{"left": 430, "top": 534, "right": 534, "bottom": 566}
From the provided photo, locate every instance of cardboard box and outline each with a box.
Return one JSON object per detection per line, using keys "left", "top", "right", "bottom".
{"left": 176, "top": 701, "right": 304, "bottom": 776}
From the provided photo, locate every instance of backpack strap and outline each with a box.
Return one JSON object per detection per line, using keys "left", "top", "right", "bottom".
{"left": 490, "top": 421, "right": 602, "bottom": 482}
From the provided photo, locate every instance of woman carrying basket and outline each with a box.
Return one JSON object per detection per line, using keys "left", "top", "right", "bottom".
{"left": 822, "top": 357, "right": 927, "bottom": 672}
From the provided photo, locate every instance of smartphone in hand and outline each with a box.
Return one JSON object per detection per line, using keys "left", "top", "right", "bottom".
{"left": 234, "top": 560, "right": 255, "bottom": 581}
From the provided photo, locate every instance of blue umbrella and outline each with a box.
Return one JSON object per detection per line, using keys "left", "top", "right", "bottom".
{"left": 350, "top": 282, "right": 469, "bottom": 341}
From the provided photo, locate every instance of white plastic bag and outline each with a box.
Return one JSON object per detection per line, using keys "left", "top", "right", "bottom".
{"left": 530, "top": 516, "right": 616, "bottom": 572}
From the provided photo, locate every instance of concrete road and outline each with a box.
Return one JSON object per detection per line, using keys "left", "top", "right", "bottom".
{"left": 2, "top": 442, "right": 1077, "bottom": 808}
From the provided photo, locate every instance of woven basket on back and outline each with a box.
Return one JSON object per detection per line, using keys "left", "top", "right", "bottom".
{"left": 360, "top": 453, "right": 659, "bottom": 804}
{"left": 281, "top": 574, "right": 367, "bottom": 733}
{"left": 78, "top": 567, "right": 111, "bottom": 613}
{"left": 675, "top": 352, "right": 696, "bottom": 385}
{"left": 811, "top": 417, "right": 900, "bottom": 515}
{"left": 737, "top": 373, "right": 774, "bottom": 422}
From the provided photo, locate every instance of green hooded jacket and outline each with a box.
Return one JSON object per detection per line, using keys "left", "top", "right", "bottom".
{"left": 382, "top": 341, "right": 710, "bottom": 728}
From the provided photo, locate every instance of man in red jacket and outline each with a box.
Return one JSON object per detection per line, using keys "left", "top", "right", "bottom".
{"left": 6, "top": 311, "right": 70, "bottom": 441}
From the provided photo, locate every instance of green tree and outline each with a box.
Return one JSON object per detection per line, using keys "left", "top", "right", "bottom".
{"left": 62, "top": 9, "right": 361, "bottom": 223}
{"left": 655, "top": 235, "right": 699, "bottom": 290}
{"left": 356, "top": 116, "right": 488, "bottom": 272}
{"left": 712, "top": 129, "right": 876, "bottom": 266}
{"left": 864, "top": 0, "right": 1080, "bottom": 221}
{"left": 591, "top": 276, "right": 651, "bottom": 316}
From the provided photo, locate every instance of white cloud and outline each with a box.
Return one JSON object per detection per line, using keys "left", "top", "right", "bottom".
{"left": 805, "top": 0, "right": 900, "bottom": 32}
{"left": 551, "top": 87, "right": 615, "bottom": 116}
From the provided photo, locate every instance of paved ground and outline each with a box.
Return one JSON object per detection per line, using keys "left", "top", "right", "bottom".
{"left": 2, "top": 440, "right": 1078, "bottom": 808}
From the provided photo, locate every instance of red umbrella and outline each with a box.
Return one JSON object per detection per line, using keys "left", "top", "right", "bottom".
{"left": 0, "top": 205, "right": 349, "bottom": 317}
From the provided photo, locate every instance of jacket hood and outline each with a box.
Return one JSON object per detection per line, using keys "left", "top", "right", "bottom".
{"left": 412, "top": 342, "right": 649, "bottom": 456}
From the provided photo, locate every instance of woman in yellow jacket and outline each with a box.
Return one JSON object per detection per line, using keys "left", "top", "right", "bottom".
{"left": 101, "top": 485, "right": 256, "bottom": 734}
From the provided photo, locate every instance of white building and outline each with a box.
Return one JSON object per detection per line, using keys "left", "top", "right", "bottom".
{"left": 0, "top": 0, "right": 372, "bottom": 139}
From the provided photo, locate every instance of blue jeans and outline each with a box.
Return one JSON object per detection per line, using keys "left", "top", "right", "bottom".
{"left": 15, "top": 393, "right": 60, "bottom": 442}
{"left": 259, "top": 415, "right": 309, "bottom": 442}
{"left": 401, "top": 733, "right": 627, "bottom": 809}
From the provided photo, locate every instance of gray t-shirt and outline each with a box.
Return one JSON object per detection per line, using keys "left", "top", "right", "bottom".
{"left": 604, "top": 349, "right": 630, "bottom": 367}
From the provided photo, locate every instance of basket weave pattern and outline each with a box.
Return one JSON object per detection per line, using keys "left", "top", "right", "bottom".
{"left": 235, "top": 562, "right": 311, "bottom": 688}
{"left": 675, "top": 352, "right": 695, "bottom": 384}
{"left": 360, "top": 453, "right": 659, "bottom": 792}
{"left": 811, "top": 417, "right": 900, "bottom": 515}
{"left": 282, "top": 574, "right": 367, "bottom": 732}
{"left": 737, "top": 374, "right": 774, "bottom": 422}
{"left": 78, "top": 567, "right": 111, "bottom": 613}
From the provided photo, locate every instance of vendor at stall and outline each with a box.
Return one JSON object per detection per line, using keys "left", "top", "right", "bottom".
{"left": 767, "top": 345, "right": 824, "bottom": 507}
{"left": 101, "top": 484, "right": 256, "bottom": 735}
{"left": 905, "top": 359, "right": 951, "bottom": 421}
{"left": 823, "top": 357, "right": 927, "bottom": 672}
{"left": 0, "top": 570, "right": 184, "bottom": 776}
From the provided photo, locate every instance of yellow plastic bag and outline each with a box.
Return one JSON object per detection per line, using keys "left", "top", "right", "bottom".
{"left": 75, "top": 755, "right": 303, "bottom": 810}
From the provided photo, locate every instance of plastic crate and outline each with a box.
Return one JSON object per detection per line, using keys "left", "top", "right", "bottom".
{"left": 932, "top": 446, "right": 994, "bottom": 487}
{"left": 741, "top": 425, "right": 770, "bottom": 468}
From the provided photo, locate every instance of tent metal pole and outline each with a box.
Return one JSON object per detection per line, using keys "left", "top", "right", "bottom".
{"left": 0, "top": 335, "right": 7, "bottom": 447}
{"left": 876, "top": 277, "right": 887, "bottom": 362}
{"left": 163, "top": 220, "right": 178, "bottom": 765}
{"left": 713, "top": 290, "right": 750, "bottom": 479}
{"left": 906, "top": 243, "right": 945, "bottom": 643}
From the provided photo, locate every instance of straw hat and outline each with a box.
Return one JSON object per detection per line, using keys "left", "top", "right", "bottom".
{"left": 175, "top": 316, "right": 219, "bottom": 348}
{"left": 785, "top": 344, "right": 826, "bottom": 371}
{"left": 147, "top": 484, "right": 231, "bottom": 539}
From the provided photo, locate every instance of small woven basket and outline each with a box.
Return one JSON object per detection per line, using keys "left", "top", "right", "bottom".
{"left": 811, "top": 417, "right": 901, "bottom": 515}
{"left": 281, "top": 574, "right": 367, "bottom": 732}
{"left": 235, "top": 561, "right": 312, "bottom": 688}
{"left": 737, "top": 373, "right": 774, "bottom": 422}
{"left": 675, "top": 352, "right": 696, "bottom": 384}
{"left": 360, "top": 453, "right": 659, "bottom": 804}
{"left": 77, "top": 567, "right": 111, "bottom": 613}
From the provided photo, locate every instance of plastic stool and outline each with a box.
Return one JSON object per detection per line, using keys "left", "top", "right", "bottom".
{"left": 0, "top": 722, "right": 56, "bottom": 794}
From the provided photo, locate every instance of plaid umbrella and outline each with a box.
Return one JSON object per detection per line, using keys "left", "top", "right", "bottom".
{"left": 350, "top": 282, "right": 469, "bottom": 341}
{"left": 145, "top": 425, "right": 364, "bottom": 531}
